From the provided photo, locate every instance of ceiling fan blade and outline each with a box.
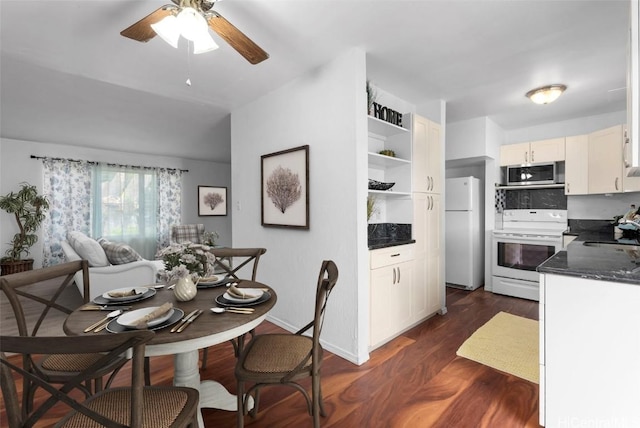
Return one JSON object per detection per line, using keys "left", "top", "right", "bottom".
{"left": 121, "top": 6, "right": 175, "bottom": 43}
{"left": 206, "top": 12, "right": 269, "bottom": 65}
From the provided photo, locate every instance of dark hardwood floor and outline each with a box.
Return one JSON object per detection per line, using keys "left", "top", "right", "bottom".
{"left": 1, "top": 287, "right": 541, "bottom": 428}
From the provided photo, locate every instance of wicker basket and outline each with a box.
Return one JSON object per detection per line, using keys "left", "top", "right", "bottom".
{"left": 0, "top": 259, "right": 34, "bottom": 276}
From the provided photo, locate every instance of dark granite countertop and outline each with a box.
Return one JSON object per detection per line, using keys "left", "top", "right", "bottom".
{"left": 368, "top": 238, "right": 416, "bottom": 250}
{"left": 539, "top": 226, "right": 640, "bottom": 285}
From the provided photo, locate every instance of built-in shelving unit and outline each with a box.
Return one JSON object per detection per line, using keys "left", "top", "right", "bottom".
{"left": 368, "top": 116, "right": 412, "bottom": 221}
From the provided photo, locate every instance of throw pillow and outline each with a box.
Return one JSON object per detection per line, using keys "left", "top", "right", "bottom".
{"left": 67, "top": 231, "right": 110, "bottom": 267}
{"left": 98, "top": 239, "right": 143, "bottom": 265}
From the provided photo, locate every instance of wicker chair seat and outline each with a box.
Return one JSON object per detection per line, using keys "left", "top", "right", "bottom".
{"left": 40, "top": 353, "right": 106, "bottom": 372}
{"left": 242, "top": 334, "right": 314, "bottom": 375}
{"left": 57, "top": 387, "right": 198, "bottom": 428}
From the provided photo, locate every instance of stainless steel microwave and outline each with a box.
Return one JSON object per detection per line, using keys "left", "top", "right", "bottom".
{"left": 506, "top": 163, "right": 557, "bottom": 186}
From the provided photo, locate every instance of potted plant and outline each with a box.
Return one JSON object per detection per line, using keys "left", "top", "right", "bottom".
{"left": 366, "top": 79, "right": 378, "bottom": 115}
{"left": 0, "top": 182, "right": 50, "bottom": 275}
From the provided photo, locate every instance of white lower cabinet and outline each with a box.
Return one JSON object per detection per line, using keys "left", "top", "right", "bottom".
{"left": 540, "top": 273, "right": 640, "bottom": 427}
{"left": 369, "top": 244, "right": 414, "bottom": 349}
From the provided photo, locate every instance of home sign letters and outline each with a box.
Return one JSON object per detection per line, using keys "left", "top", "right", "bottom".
{"left": 372, "top": 102, "right": 403, "bottom": 127}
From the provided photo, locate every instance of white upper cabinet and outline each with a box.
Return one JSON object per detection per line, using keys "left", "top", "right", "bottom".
{"left": 626, "top": 0, "right": 640, "bottom": 174}
{"left": 564, "top": 135, "right": 589, "bottom": 195}
{"left": 500, "top": 138, "right": 565, "bottom": 166}
{"left": 588, "top": 125, "right": 624, "bottom": 194}
{"left": 410, "top": 114, "right": 442, "bottom": 193}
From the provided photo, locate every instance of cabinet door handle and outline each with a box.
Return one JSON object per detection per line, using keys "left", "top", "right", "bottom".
{"left": 392, "top": 267, "right": 396, "bottom": 284}
{"left": 397, "top": 267, "right": 401, "bottom": 283}
{"left": 390, "top": 253, "right": 400, "bottom": 257}
{"left": 624, "top": 136, "right": 630, "bottom": 168}
{"left": 615, "top": 177, "right": 619, "bottom": 191}
{"left": 566, "top": 183, "right": 570, "bottom": 194}
{"left": 524, "top": 152, "right": 528, "bottom": 163}
{"left": 531, "top": 150, "right": 535, "bottom": 163}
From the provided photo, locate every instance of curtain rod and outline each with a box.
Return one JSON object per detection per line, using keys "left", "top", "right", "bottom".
{"left": 30, "top": 155, "right": 189, "bottom": 173}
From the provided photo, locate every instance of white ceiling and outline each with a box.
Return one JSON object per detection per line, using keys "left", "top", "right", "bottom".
{"left": 0, "top": 0, "right": 630, "bottom": 162}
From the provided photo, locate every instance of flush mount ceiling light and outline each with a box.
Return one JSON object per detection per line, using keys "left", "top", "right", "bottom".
{"left": 526, "top": 84, "right": 567, "bottom": 105}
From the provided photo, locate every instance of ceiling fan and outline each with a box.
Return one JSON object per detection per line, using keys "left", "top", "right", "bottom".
{"left": 120, "top": 0, "right": 269, "bottom": 65}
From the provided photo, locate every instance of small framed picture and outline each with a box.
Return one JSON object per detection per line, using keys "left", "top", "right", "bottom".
{"left": 198, "top": 186, "right": 227, "bottom": 216}
{"left": 261, "top": 145, "right": 309, "bottom": 229}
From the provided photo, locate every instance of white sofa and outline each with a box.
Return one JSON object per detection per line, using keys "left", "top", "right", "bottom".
{"left": 61, "top": 240, "right": 164, "bottom": 300}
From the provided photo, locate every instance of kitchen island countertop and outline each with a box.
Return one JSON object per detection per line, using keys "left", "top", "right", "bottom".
{"left": 538, "top": 231, "right": 640, "bottom": 285}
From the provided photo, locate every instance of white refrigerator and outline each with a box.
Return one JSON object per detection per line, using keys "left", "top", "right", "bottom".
{"left": 445, "top": 177, "right": 483, "bottom": 290}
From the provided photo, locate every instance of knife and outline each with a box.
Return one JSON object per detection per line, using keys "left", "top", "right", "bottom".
{"left": 176, "top": 309, "right": 203, "bottom": 333}
{"left": 171, "top": 309, "right": 200, "bottom": 333}
{"left": 81, "top": 305, "right": 132, "bottom": 311}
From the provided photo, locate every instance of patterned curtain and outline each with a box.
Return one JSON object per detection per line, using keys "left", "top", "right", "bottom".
{"left": 157, "top": 168, "right": 183, "bottom": 252}
{"left": 42, "top": 159, "right": 93, "bottom": 266}
{"left": 41, "top": 159, "right": 183, "bottom": 265}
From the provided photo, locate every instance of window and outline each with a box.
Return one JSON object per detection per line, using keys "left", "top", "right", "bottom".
{"left": 92, "top": 166, "right": 158, "bottom": 259}
{"left": 42, "top": 158, "right": 182, "bottom": 266}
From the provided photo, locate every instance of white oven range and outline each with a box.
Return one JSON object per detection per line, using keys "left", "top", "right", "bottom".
{"left": 492, "top": 209, "right": 567, "bottom": 301}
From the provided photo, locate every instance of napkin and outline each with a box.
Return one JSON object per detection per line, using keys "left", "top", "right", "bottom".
{"left": 132, "top": 302, "right": 173, "bottom": 329}
{"left": 108, "top": 288, "right": 140, "bottom": 298}
{"left": 228, "top": 285, "right": 262, "bottom": 300}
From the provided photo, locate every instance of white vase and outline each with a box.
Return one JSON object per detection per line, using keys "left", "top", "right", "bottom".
{"left": 173, "top": 277, "right": 197, "bottom": 302}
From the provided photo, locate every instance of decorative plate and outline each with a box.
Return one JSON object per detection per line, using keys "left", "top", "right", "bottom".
{"left": 102, "top": 287, "right": 150, "bottom": 302}
{"left": 93, "top": 288, "right": 156, "bottom": 306}
{"left": 106, "top": 308, "right": 184, "bottom": 333}
{"left": 117, "top": 307, "right": 175, "bottom": 328}
{"left": 215, "top": 291, "right": 271, "bottom": 307}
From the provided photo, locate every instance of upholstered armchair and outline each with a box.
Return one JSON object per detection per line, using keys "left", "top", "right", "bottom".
{"left": 171, "top": 224, "right": 205, "bottom": 244}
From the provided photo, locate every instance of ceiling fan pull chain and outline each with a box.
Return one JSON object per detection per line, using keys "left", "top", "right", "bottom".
{"left": 185, "top": 42, "right": 192, "bottom": 86}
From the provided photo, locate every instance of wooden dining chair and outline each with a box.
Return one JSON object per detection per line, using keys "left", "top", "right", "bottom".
{"left": 235, "top": 260, "right": 339, "bottom": 428}
{"left": 208, "top": 247, "right": 267, "bottom": 281}
{"left": 0, "top": 260, "right": 127, "bottom": 413}
{"left": 0, "top": 331, "right": 200, "bottom": 428}
{"left": 201, "top": 247, "right": 267, "bottom": 369}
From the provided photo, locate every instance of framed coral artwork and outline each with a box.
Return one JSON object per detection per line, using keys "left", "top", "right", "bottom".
{"left": 198, "top": 186, "right": 227, "bottom": 216}
{"left": 261, "top": 145, "right": 309, "bottom": 229}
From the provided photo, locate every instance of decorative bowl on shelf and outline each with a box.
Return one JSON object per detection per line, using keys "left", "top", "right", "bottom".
{"left": 368, "top": 179, "right": 395, "bottom": 191}
{"left": 378, "top": 149, "right": 396, "bottom": 157}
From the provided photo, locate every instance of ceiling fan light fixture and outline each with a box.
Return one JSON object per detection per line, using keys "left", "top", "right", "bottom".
{"left": 526, "top": 84, "right": 567, "bottom": 105}
{"left": 177, "top": 7, "right": 208, "bottom": 42}
{"left": 193, "top": 34, "right": 219, "bottom": 54}
{"left": 150, "top": 14, "right": 180, "bottom": 49}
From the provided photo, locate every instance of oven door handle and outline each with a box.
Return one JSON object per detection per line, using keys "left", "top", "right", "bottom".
{"left": 494, "top": 234, "right": 561, "bottom": 243}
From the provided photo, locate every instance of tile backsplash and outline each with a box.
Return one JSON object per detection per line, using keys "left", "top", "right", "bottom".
{"left": 495, "top": 188, "right": 567, "bottom": 211}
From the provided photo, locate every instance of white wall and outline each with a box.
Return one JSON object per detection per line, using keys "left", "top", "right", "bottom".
{"left": 0, "top": 138, "right": 231, "bottom": 267}
{"left": 505, "top": 111, "right": 627, "bottom": 144}
{"left": 231, "top": 49, "right": 368, "bottom": 364}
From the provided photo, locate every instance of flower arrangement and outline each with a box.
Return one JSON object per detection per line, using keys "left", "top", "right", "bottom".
{"left": 202, "top": 230, "right": 219, "bottom": 247}
{"left": 156, "top": 242, "right": 216, "bottom": 283}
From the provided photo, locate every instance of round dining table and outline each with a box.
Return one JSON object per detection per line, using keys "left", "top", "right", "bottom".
{"left": 64, "top": 280, "right": 277, "bottom": 428}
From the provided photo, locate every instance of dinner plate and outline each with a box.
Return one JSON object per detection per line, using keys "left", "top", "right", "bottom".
{"left": 222, "top": 288, "right": 264, "bottom": 303}
{"left": 102, "top": 287, "right": 150, "bottom": 302}
{"left": 216, "top": 291, "right": 271, "bottom": 307}
{"left": 117, "top": 307, "right": 175, "bottom": 328}
{"left": 106, "top": 308, "right": 184, "bottom": 333}
{"left": 197, "top": 275, "right": 233, "bottom": 288}
{"left": 93, "top": 288, "right": 156, "bottom": 306}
